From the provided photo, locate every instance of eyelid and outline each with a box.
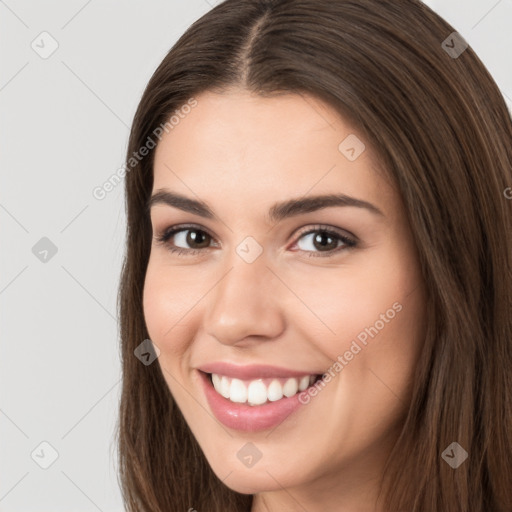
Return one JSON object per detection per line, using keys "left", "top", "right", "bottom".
{"left": 154, "top": 223, "right": 217, "bottom": 248}
{"left": 292, "top": 224, "right": 357, "bottom": 243}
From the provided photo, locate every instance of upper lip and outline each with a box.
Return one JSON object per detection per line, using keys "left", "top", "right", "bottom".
{"left": 197, "top": 362, "right": 320, "bottom": 380}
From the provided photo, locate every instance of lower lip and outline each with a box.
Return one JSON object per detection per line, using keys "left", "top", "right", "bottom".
{"left": 198, "top": 370, "right": 307, "bottom": 432}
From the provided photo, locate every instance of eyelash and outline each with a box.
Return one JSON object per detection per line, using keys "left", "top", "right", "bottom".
{"left": 154, "top": 223, "right": 357, "bottom": 258}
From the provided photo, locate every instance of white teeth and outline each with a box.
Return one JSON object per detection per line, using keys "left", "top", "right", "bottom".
{"left": 229, "top": 378, "right": 247, "bottom": 403}
{"left": 283, "top": 378, "right": 298, "bottom": 397}
{"left": 219, "top": 376, "right": 230, "bottom": 398}
{"left": 210, "top": 373, "right": 317, "bottom": 405}
{"left": 267, "top": 379, "right": 283, "bottom": 402}
{"left": 299, "top": 375, "right": 310, "bottom": 391}
{"left": 247, "top": 380, "right": 268, "bottom": 405}
{"left": 212, "top": 373, "right": 221, "bottom": 389}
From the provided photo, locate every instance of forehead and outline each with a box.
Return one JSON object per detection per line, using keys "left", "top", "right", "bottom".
{"left": 152, "top": 90, "right": 396, "bottom": 219}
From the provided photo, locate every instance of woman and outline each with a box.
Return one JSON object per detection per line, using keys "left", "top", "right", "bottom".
{"left": 116, "top": 1, "right": 512, "bottom": 510}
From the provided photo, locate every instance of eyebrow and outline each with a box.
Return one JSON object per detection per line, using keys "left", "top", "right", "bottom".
{"left": 146, "top": 189, "right": 384, "bottom": 222}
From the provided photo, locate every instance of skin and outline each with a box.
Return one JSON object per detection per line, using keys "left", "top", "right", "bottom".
{"left": 143, "top": 88, "right": 427, "bottom": 512}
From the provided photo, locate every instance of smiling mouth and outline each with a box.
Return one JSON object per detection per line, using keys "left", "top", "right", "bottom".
{"left": 205, "top": 371, "right": 323, "bottom": 406}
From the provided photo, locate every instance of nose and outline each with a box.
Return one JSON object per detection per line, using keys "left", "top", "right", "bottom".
{"left": 203, "top": 249, "right": 286, "bottom": 347}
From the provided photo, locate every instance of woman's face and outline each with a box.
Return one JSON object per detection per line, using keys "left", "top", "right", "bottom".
{"left": 143, "top": 89, "right": 426, "bottom": 507}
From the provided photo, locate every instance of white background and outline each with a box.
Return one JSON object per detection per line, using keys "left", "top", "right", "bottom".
{"left": 1, "top": 0, "right": 511, "bottom": 510}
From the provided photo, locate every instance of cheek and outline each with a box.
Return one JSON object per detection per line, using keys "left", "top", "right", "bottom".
{"left": 142, "top": 263, "right": 199, "bottom": 403}
{"left": 286, "top": 259, "right": 416, "bottom": 348}
{"left": 142, "top": 265, "right": 168, "bottom": 344}
{"left": 286, "top": 244, "right": 425, "bottom": 398}
{"left": 142, "top": 261, "right": 197, "bottom": 356}
{"left": 323, "top": 255, "right": 426, "bottom": 410}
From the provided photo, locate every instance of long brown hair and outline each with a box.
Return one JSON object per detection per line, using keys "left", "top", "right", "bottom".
{"left": 115, "top": 1, "right": 512, "bottom": 510}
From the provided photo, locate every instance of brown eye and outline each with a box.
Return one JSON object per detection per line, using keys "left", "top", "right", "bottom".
{"left": 155, "top": 224, "right": 216, "bottom": 255}
{"left": 306, "top": 232, "right": 339, "bottom": 251}
{"left": 182, "top": 229, "right": 211, "bottom": 249}
{"left": 294, "top": 226, "right": 357, "bottom": 257}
